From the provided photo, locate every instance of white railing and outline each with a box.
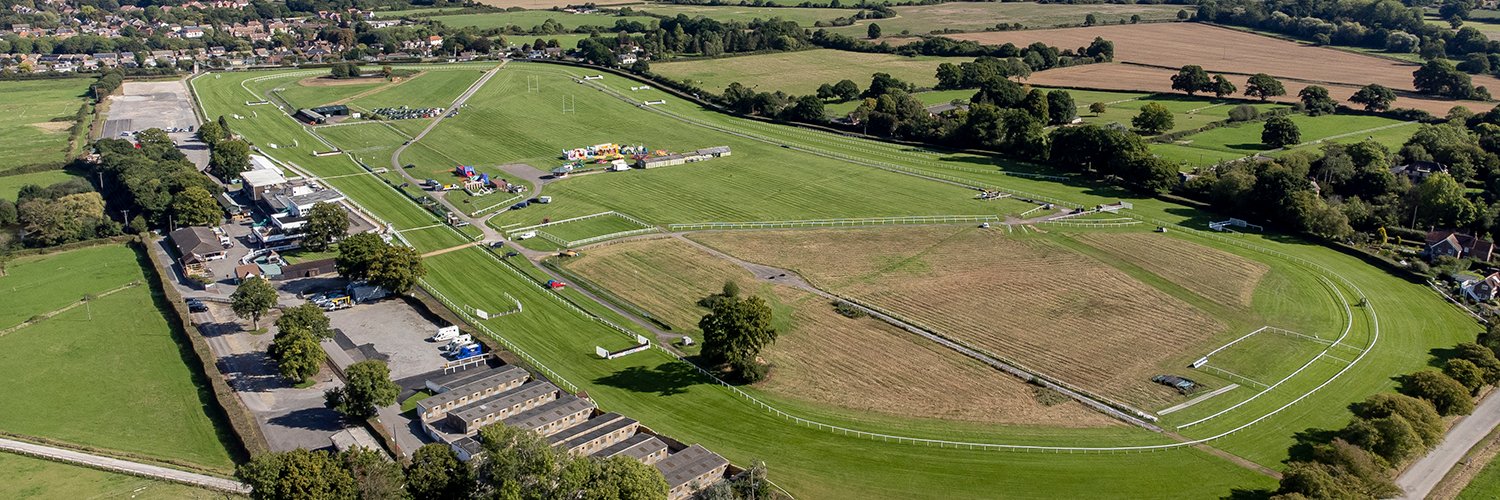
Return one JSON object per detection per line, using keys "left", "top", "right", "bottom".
{"left": 668, "top": 215, "right": 1000, "bottom": 232}
{"left": 420, "top": 279, "right": 579, "bottom": 393}
{"left": 565, "top": 227, "right": 662, "bottom": 247}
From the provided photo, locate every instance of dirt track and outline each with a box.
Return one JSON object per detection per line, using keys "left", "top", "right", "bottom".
{"left": 955, "top": 23, "right": 1497, "bottom": 113}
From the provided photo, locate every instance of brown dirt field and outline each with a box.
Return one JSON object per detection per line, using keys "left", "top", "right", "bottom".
{"left": 564, "top": 237, "right": 1117, "bottom": 426}
{"left": 29, "top": 122, "right": 71, "bottom": 133}
{"left": 476, "top": 0, "right": 636, "bottom": 8}
{"left": 1074, "top": 233, "right": 1268, "bottom": 308}
{"left": 953, "top": 23, "right": 1498, "bottom": 113}
{"left": 692, "top": 226, "right": 1229, "bottom": 407}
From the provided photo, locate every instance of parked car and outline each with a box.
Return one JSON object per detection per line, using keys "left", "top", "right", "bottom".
{"left": 185, "top": 298, "right": 208, "bottom": 313}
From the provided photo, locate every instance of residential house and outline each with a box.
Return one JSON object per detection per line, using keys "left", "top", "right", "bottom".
{"left": 170, "top": 227, "right": 229, "bottom": 273}
{"left": 1390, "top": 161, "right": 1448, "bottom": 184}
{"left": 1463, "top": 272, "right": 1500, "bottom": 301}
{"left": 1426, "top": 230, "right": 1496, "bottom": 262}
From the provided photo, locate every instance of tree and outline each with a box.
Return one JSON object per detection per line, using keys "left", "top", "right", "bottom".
{"left": 239, "top": 449, "right": 357, "bottom": 500}
{"left": 1046, "top": 90, "right": 1076, "bottom": 125}
{"left": 867, "top": 23, "right": 881, "bottom": 39}
{"left": 1298, "top": 86, "right": 1338, "bottom": 116}
{"left": 1453, "top": 342, "right": 1500, "bottom": 384}
{"left": 210, "top": 139, "right": 251, "bottom": 179}
{"left": 270, "top": 326, "right": 324, "bottom": 382}
{"left": 172, "top": 185, "right": 221, "bottom": 227}
{"left": 831, "top": 79, "right": 860, "bottom": 102}
{"left": 275, "top": 303, "right": 333, "bottom": 340}
{"left": 699, "top": 293, "right": 778, "bottom": 381}
{"left": 1131, "top": 102, "right": 1174, "bottom": 134}
{"left": 786, "top": 95, "right": 827, "bottom": 123}
{"left": 1399, "top": 370, "right": 1475, "bottom": 415}
{"left": 1228, "top": 105, "right": 1259, "bottom": 122}
{"left": 1088, "top": 102, "right": 1107, "bottom": 114}
{"left": 336, "top": 232, "right": 386, "bottom": 280}
{"left": 584, "top": 455, "right": 670, "bottom": 499}
{"left": 1343, "top": 414, "right": 1427, "bottom": 464}
{"left": 342, "top": 447, "right": 405, "bottom": 500}
{"left": 325, "top": 360, "right": 399, "bottom": 420}
{"left": 231, "top": 276, "right": 277, "bottom": 329}
{"left": 863, "top": 72, "right": 911, "bottom": 99}
{"left": 1022, "top": 89, "right": 1049, "bottom": 121}
{"left": 1262, "top": 115, "right": 1302, "bottom": 148}
{"left": 1350, "top": 393, "right": 1444, "bottom": 447}
{"left": 1350, "top": 84, "right": 1398, "bottom": 112}
{"left": 302, "top": 202, "right": 349, "bottom": 252}
{"left": 407, "top": 444, "right": 471, "bottom": 500}
{"left": 1446, "top": 358, "right": 1486, "bottom": 394}
{"left": 1085, "top": 13, "right": 1098, "bottom": 26}
{"left": 1481, "top": 323, "right": 1500, "bottom": 358}
{"left": 198, "top": 119, "right": 226, "bottom": 146}
{"left": 367, "top": 244, "right": 425, "bottom": 294}
{"left": 1414, "top": 59, "right": 1477, "bottom": 99}
{"left": 1210, "top": 74, "right": 1238, "bottom": 98}
{"left": 1412, "top": 173, "right": 1478, "bottom": 228}
{"left": 17, "top": 192, "right": 109, "bottom": 246}
{"left": 380, "top": 65, "right": 393, "bottom": 81}
{"left": 816, "top": 83, "right": 836, "bottom": 100}
{"left": 1170, "top": 65, "right": 1212, "bottom": 95}
{"left": 1244, "top": 73, "right": 1287, "bottom": 101}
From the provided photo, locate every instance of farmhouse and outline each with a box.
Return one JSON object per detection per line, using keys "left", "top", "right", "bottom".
{"left": 1425, "top": 230, "right": 1495, "bottom": 262}
{"left": 169, "top": 226, "right": 228, "bottom": 272}
{"left": 1390, "top": 161, "right": 1448, "bottom": 183}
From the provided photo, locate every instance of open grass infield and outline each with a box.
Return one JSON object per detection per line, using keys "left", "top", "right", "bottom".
{"left": 192, "top": 63, "right": 1479, "bottom": 498}
{"left": 0, "top": 78, "right": 92, "bottom": 172}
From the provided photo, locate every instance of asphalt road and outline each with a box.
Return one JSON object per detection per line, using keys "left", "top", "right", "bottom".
{"left": 0, "top": 437, "right": 250, "bottom": 494}
{"left": 1398, "top": 390, "right": 1500, "bottom": 499}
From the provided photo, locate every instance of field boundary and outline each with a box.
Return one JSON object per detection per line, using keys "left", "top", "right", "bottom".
{"left": 668, "top": 214, "right": 1000, "bottom": 231}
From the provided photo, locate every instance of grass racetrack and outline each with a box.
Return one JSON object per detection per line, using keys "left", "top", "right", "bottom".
{"left": 192, "top": 63, "right": 1481, "bottom": 498}
{"left": 0, "top": 78, "right": 92, "bottom": 172}
{"left": 0, "top": 244, "right": 236, "bottom": 471}
{"left": 652, "top": 49, "right": 971, "bottom": 96}
{"left": 0, "top": 452, "right": 224, "bottom": 499}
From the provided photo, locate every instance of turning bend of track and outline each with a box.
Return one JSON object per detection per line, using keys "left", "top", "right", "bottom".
{"left": 216, "top": 62, "right": 1383, "bottom": 453}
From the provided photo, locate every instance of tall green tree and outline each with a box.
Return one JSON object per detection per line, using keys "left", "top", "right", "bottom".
{"left": 231, "top": 276, "right": 277, "bottom": 329}
{"left": 336, "top": 232, "right": 386, "bottom": 279}
{"left": 270, "top": 327, "right": 324, "bottom": 382}
{"left": 831, "top": 79, "right": 860, "bottom": 102}
{"left": 1244, "top": 73, "right": 1286, "bottom": 101}
{"left": 1299, "top": 85, "right": 1338, "bottom": 116}
{"left": 699, "top": 293, "right": 778, "bottom": 381}
{"left": 368, "top": 244, "right": 426, "bottom": 294}
{"left": 1414, "top": 59, "right": 1477, "bottom": 99}
{"left": 1453, "top": 342, "right": 1500, "bottom": 384}
{"left": 1350, "top": 84, "right": 1398, "bottom": 112}
{"left": 1445, "top": 358, "right": 1486, "bottom": 393}
{"left": 867, "top": 23, "right": 882, "bottom": 39}
{"left": 1169, "top": 65, "right": 1212, "bottom": 95}
{"left": 1210, "top": 74, "right": 1238, "bottom": 98}
{"left": 1399, "top": 369, "right": 1475, "bottom": 415}
{"left": 1262, "top": 115, "right": 1302, "bottom": 148}
{"left": 1046, "top": 90, "right": 1076, "bottom": 125}
{"left": 407, "top": 444, "right": 471, "bottom": 500}
{"left": 1131, "top": 102, "right": 1174, "bottom": 134}
{"left": 341, "top": 446, "right": 405, "bottom": 500}
{"left": 210, "top": 139, "right": 252, "bottom": 179}
{"left": 325, "top": 360, "right": 400, "bottom": 420}
{"left": 302, "top": 202, "right": 349, "bottom": 252}
{"left": 1349, "top": 393, "right": 1444, "bottom": 447}
{"left": 1411, "top": 173, "right": 1478, "bottom": 228}
{"left": 275, "top": 303, "right": 333, "bottom": 340}
{"left": 238, "top": 449, "right": 357, "bottom": 500}
{"left": 172, "top": 185, "right": 221, "bottom": 227}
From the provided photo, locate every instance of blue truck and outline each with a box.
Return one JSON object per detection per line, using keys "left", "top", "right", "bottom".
{"left": 451, "top": 343, "right": 483, "bottom": 360}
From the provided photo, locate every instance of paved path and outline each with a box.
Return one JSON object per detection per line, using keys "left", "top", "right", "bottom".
{"left": 0, "top": 437, "right": 250, "bottom": 494}
{"left": 1398, "top": 390, "right": 1500, "bottom": 499}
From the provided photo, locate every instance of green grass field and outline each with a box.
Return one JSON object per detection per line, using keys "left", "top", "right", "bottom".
{"left": 0, "top": 244, "right": 236, "bottom": 471}
{"left": 824, "top": 2, "right": 1193, "bottom": 37}
{"left": 825, "top": 88, "right": 973, "bottom": 116}
{"left": 0, "top": 170, "right": 81, "bottom": 200}
{"left": 349, "top": 68, "right": 487, "bottom": 110}
{"left": 0, "top": 452, "right": 227, "bottom": 499}
{"left": 636, "top": 4, "right": 846, "bottom": 25}
{"left": 1151, "top": 113, "right": 1413, "bottom": 168}
{"left": 192, "top": 63, "right": 1480, "bottom": 498}
{"left": 533, "top": 212, "right": 651, "bottom": 243}
{"left": 270, "top": 79, "right": 385, "bottom": 109}
{"left": 429, "top": 10, "right": 657, "bottom": 30}
{"left": 1082, "top": 94, "right": 1290, "bottom": 135}
{"left": 652, "top": 49, "right": 971, "bottom": 95}
{"left": 0, "top": 79, "right": 92, "bottom": 172}
{"left": 1458, "top": 450, "right": 1500, "bottom": 499}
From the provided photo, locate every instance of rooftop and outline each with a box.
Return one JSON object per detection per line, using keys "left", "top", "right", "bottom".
{"left": 417, "top": 365, "right": 529, "bottom": 413}
{"left": 594, "top": 433, "right": 667, "bottom": 462}
{"left": 241, "top": 168, "right": 287, "bottom": 188}
{"left": 654, "top": 444, "right": 729, "bottom": 489}
{"left": 551, "top": 413, "right": 636, "bottom": 452}
{"left": 448, "top": 380, "right": 560, "bottom": 424}
{"left": 501, "top": 395, "right": 595, "bottom": 432}
{"left": 169, "top": 226, "right": 221, "bottom": 260}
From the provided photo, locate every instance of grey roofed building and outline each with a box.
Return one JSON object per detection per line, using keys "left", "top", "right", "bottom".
{"left": 263, "top": 188, "right": 345, "bottom": 215}
{"left": 550, "top": 413, "right": 639, "bottom": 456}
{"left": 695, "top": 145, "right": 731, "bottom": 157}
{"left": 169, "top": 227, "right": 226, "bottom": 266}
{"left": 447, "top": 380, "right": 561, "bottom": 434}
{"left": 594, "top": 433, "right": 668, "bottom": 464}
{"left": 656, "top": 444, "right": 730, "bottom": 500}
{"left": 501, "top": 395, "right": 595, "bottom": 436}
{"left": 417, "top": 365, "right": 529, "bottom": 421}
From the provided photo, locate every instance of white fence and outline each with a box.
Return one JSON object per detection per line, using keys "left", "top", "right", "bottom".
{"left": 420, "top": 279, "right": 579, "bottom": 394}
{"left": 565, "top": 227, "right": 662, "bottom": 247}
{"left": 668, "top": 215, "right": 1000, "bottom": 232}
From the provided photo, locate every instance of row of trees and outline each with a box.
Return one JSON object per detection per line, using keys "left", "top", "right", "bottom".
{"left": 1272, "top": 331, "right": 1500, "bottom": 498}
{"left": 200, "top": 116, "right": 253, "bottom": 180}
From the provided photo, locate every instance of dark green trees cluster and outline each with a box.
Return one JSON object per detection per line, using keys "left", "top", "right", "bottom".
{"left": 203, "top": 115, "right": 251, "bottom": 180}
{"left": 269, "top": 303, "right": 333, "bottom": 383}
{"left": 335, "top": 232, "right": 427, "bottom": 294}
{"left": 328, "top": 62, "right": 364, "bottom": 79}
{"left": 325, "top": 360, "right": 400, "bottom": 420}
{"left": 302, "top": 202, "right": 351, "bottom": 252}
{"left": 698, "top": 282, "right": 779, "bottom": 383}
{"left": 94, "top": 129, "right": 220, "bottom": 233}
{"left": 1272, "top": 334, "right": 1500, "bottom": 499}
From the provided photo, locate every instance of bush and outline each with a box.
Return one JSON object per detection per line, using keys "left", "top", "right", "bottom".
{"left": 1227, "top": 104, "right": 1259, "bottom": 122}
{"left": 733, "top": 358, "right": 769, "bottom": 383}
{"left": 1030, "top": 384, "right": 1069, "bottom": 406}
{"left": 832, "top": 300, "right": 867, "bottom": 318}
{"left": 1398, "top": 370, "right": 1475, "bottom": 416}
{"left": 1445, "top": 358, "right": 1485, "bottom": 394}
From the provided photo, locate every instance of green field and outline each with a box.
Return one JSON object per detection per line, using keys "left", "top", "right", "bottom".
{"left": 0, "top": 79, "right": 92, "bottom": 172}
{"left": 373, "top": 6, "right": 466, "bottom": 18}
{"left": 1459, "top": 450, "right": 1500, "bottom": 500}
{"left": 652, "top": 49, "right": 971, "bottom": 95}
{"left": 1151, "top": 113, "right": 1414, "bottom": 168}
{"left": 528, "top": 211, "right": 651, "bottom": 246}
{"left": 635, "top": 4, "right": 847, "bottom": 25}
{"left": 824, "top": 2, "right": 1194, "bottom": 37}
{"left": 0, "top": 244, "right": 236, "bottom": 471}
{"left": 1082, "top": 94, "right": 1291, "bottom": 135}
{"left": 825, "top": 88, "right": 973, "bottom": 116}
{"left": 0, "top": 452, "right": 226, "bottom": 499}
{"left": 193, "top": 63, "right": 1479, "bottom": 498}
{"left": 429, "top": 10, "right": 657, "bottom": 30}
{"left": 0, "top": 170, "right": 81, "bottom": 200}
{"left": 349, "top": 68, "right": 487, "bottom": 110}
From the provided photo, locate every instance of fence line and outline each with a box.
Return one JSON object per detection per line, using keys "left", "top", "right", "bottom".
{"left": 565, "top": 227, "right": 662, "bottom": 247}
{"left": 668, "top": 215, "right": 999, "bottom": 231}
{"left": 506, "top": 211, "right": 618, "bottom": 234}
{"left": 420, "top": 279, "right": 579, "bottom": 394}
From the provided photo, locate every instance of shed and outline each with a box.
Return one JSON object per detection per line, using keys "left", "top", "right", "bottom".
{"left": 347, "top": 281, "right": 390, "bottom": 303}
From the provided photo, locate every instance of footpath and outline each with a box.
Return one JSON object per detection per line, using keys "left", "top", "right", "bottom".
{"left": 0, "top": 437, "right": 250, "bottom": 494}
{"left": 1397, "top": 390, "right": 1500, "bottom": 499}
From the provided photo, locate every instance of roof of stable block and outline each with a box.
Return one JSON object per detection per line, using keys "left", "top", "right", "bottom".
{"left": 594, "top": 432, "right": 667, "bottom": 462}
{"left": 502, "top": 395, "right": 595, "bottom": 431}
{"left": 655, "top": 444, "right": 729, "bottom": 489}
{"left": 548, "top": 412, "right": 634, "bottom": 449}
{"left": 448, "top": 380, "right": 560, "bottom": 424}
{"left": 417, "top": 365, "right": 529, "bottom": 412}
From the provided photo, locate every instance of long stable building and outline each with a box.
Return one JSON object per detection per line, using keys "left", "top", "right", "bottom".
{"left": 415, "top": 365, "right": 731, "bottom": 499}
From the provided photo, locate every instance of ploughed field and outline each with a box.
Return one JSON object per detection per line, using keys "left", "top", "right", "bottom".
{"left": 561, "top": 237, "right": 1118, "bottom": 427}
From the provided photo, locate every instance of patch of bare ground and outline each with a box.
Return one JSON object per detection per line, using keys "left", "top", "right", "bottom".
{"left": 296, "top": 75, "right": 401, "bottom": 87}
{"left": 29, "top": 122, "right": 71, "bottom": 133}
{"left": 1075, "top": 232, "right": 1268, "bottom": 307}
{"left": 564, "top": 237, "right": 1117, "bottom": 426}
{"left": 692, "top": 226, "right": 1229, "bottom": 407}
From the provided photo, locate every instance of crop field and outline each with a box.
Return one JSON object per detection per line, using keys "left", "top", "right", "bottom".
{"left": 561, "top": 236, "right": 1117, "bottom": 426}
{"left": 192, "top": 64, "right": 1482, "bottom": 496}
{"left": 692, "top": 226, "right": 1250, "bottom": 407}
{"left": 825, "top": 2, "right": 1193, "bottom": 38}
{"left": 0, "top": 244, "right": 235, "bottom": 470}
{"left": 0, "top": 452, "right": 224, "bottom": 499}
{"left": 348, "top": 68, "right": 487, "bottom": 110}
{"left": 1151, "top": 114, "right": 1412, "bottom": 167}
{"left": 428, "top": 10, "right": 657, "bottom": 30}
{"left": 0, "top": 170, "right": 80, "bottom": 200}
{"left": 652, "top": 49, "right": 971, "bottom": 95}
{"left": 1074, "top": 232, "right": 1268, "bottom": 307}
{"left": 0, "top": 78, "right": 91, "bottom": 171}
{"left": 636, "top": 4, "right": 846, "bottom": 25}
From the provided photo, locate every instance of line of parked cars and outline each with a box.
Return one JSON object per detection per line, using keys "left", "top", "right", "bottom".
{"left": 308, "top": 292, "right": 353, "bottom": 311}
{"left": 430, "top": 325, "right": 483, "bottom": 360}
